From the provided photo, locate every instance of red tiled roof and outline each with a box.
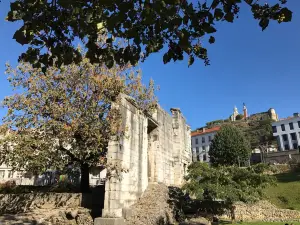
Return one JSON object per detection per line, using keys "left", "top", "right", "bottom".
{"left": 191, "top": 126, "right": 220, "bottom": 137}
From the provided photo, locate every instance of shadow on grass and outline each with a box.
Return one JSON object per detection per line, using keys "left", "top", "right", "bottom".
{"left": 274, "top": 171, "right": 300, "bottom": 183}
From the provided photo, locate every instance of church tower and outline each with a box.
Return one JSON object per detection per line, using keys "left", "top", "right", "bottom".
{"left": 231, "top": 106, "right": 239, "bottom": 121}
{"left": 243, "top": 103, "right": 248, "bottom": 119}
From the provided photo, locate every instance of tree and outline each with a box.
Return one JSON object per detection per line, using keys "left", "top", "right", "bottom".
{"left": 235, "top": 114, "right": 244, "bottom": 120}
{"left": 243, "top": 119, "right": 276, "bottom": 162}
{"left": 209, "top": 124, "right": 250, "bottom": 166}
{"left": 0, "top": 54, "right": 157, "bottom": 192}
{"left": 183, "top": 162, "right": 275, "bottom": 214}
{"left": 6, "top": 1, "right": 292, "bottom": 72}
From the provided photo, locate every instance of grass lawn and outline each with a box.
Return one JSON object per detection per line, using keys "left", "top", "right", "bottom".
{"left": 264, "top": 171, "right": 300, "bottom": 210}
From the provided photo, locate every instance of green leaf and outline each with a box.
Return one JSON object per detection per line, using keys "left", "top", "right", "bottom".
{"left": 244, "top": 0, "right": 253, "bottom": 4}
{"left": 202, "top": 23, "right": 217, "bottom": 34}
{"left": 224, "top": 12, "right": 234, "bottom": 22}
{"left": 211, "top": 0, "right": 220, "bottom": 9}
{"left": 6, "top": 10, "right": 20, "bottom": 21}
{"left": 259, "top": 18, "right": 269, "bottom": 31}
{"left": 13, "top": 29, "right": 28, "bottom": 45}
{"left": 163, "top": 52, "right": 171, "bottom": 64}
{"left": 209, "top": 36, "right": 215, "bottom": 44}
{"left": 188, "top": 55, "right": 194, "bottom": 67}
{"left": 214, "top": 8, "right": 224, "bottom": 21}
{"left": 105, "top": 56, "right": 114, "bottom": 68}
{"left": 280, "top": 8, "right": 292, "bottom": 22}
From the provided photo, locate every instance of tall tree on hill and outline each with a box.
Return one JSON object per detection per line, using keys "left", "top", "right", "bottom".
{"left": 6, "top": 0, "right": 292, "bottom": 72}
{"left": 209, "top": 124, "right": 251, "bottom": 166}
{"left": 0, "top": 49, "right": 157, "bottom": 192}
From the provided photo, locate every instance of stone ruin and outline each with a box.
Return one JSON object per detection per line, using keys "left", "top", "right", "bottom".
{"left": 96, "top": 94, "right": 192, "bottom": 224}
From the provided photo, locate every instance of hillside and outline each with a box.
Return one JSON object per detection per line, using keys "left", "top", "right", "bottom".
{"left": 265, "top": 171, "right": 300, "bottom": 210}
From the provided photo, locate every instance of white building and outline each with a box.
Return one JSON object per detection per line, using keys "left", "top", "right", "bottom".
{"left": 0, "top": 164, "right": 35, "bottom": 185}
{"left": 191, "top": 126, "right": 220, "bottom": 162}
{"left": 0, "top": 163, "right": 107, "bottom": 186}
{"left": 272, "top": 113, "right": 300, "bottom": 151}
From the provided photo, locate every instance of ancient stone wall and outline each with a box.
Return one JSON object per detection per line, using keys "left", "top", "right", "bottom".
{"left": 265, "top": 150, "right": 300, "bottom": 164}
{"left": 222, "top": 201, "right": 300, "bottom": 222}
{"left": 102, "top": 95, "right": 192, "bottom": 218}
{"left": 103, "top": 96, "right": 149, "bottom": 218}
{"left": 0, "top": 193, "right": 93, "bottom": 225}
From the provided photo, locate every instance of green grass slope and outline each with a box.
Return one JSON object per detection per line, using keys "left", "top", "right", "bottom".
{"left": 264, "top": 171, "right": 300, "bottom": 210}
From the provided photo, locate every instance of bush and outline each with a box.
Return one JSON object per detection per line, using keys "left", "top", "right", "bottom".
{"left": 168, "top": 186, "right": 187, "bottom": 222}
{"left": 235, "top": 114, "right": 244, "bottom": 120}
{"left": 0, "top": 180, "right": 17, "bottom": 193}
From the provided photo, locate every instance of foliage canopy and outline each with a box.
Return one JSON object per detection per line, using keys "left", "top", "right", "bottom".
{"left": 0, "top": 52, "right": 157, "bottom": 191}
{"left": 6, "top": 0, "right": 292, "bottom": 72}
{"left": 209, "top": 124, "right": 251, "bottom": 166}
{"left": 183, "top": 162, "right": 276, "bottom": 205}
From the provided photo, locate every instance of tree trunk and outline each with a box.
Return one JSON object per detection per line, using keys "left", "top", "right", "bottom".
{"left": 80, "top": 163, "right": 90, "bottom": 193}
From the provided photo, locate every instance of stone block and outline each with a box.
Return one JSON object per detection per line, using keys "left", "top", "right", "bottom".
{"left": 122, "top": 208, "right": 132, "bottom": 219}
{"left": 102, "top": 208, "right": 123, "bottom": 218}
{"left": 108, "top": 200, "right": 123, "bottom": 209}
{"left": 94, "top": 217, "right": 126, "bottom": 225}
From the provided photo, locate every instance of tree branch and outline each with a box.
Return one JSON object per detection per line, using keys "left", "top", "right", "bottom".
{"left": 58, "top": 140, "right": 82, "bottom": 164}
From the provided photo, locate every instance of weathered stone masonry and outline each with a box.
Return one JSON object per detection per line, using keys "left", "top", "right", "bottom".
{"left": 102, "top": 95, "right": 192, "bottom": 218}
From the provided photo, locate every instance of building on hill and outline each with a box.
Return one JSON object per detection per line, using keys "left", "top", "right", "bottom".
{"left": 230, "top": 103, "right": 278, "bottom": 122}
{"left": 230, "top": 106, "right": 239, "bottom": 121}
{"left": 248, "top": 108, "right": 278, "bottom": 121}
{"left": 191, "top": 126, "right": 220, "bottom": 162}
{"left": 272, "top": 113, "right": 300, "bottom": 151}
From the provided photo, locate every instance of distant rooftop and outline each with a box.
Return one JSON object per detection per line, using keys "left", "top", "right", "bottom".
{"left": 276, "top": 113, "right": 300, "bottom": 122}
{"left": 191, "top": 126, "right": 220, "bottom": 137}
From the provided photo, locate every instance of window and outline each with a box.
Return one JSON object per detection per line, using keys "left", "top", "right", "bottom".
{"left": 272, "top": 126, "right": 277, "bottom": 133}
{"left": 284, "top": 144, "right": 289, "bottom": 150}
{"left": 281, "top": 124, "right": 286, "bottom": 131}
{"left": 195, "top": 138, "right": 198, "bottom": 145}
{"left": 289, "top": 122, "right": 294, "bottom": 130}
{"left": 208, "top": 136, "right": 212, "bottom": 142}
{"left": 298, "top": 121, "right": 300, "bottom": 128}
{"left": 203, "top": 154, "right": 207, "bottom": 161}
{"left": 16, "top": 171, "right": 23, "bottom": 178}
{"left": 196, "top": 147, "right": 199, "bottom": 153}
{"left": 291, "top": 133, "right": 297, "bottom": 141}
{"left": 282, "top": 134, "right": 288, "bottom": 142}
{"left": 8, "top": 170, "right": 14, "bottom": 178}
{"left": 293, "top": 143, "right": 298, "bottom": 150}
{"left": 197, "top": 155, "right": 200, "bottom": 161}
{"left": 202, "top": 137, "right": 205, "bottom": 143}
{"left": 0, "top": 170, "right": 4, "bottom": 179}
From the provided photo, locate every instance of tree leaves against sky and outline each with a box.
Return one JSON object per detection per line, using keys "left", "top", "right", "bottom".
{"left": 6, "top": 0, "right": 292, "bottom": 72}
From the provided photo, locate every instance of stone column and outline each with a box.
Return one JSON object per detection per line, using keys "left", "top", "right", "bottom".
{"left": 287, "top": 134, "right": 293, "bottom": 150}
{"left": 278, "top": 135, "right": 284, "bottom": 151}
{"left": 297, "top": 132, "right": 300, "bottom": 147}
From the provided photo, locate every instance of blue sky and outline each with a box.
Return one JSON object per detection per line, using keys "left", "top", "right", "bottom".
{"left": 0, "top": 1, "right": 299, "bottom": 130}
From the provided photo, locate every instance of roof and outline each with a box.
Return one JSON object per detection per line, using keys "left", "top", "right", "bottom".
{"left": 191, "top": 126, "right": 220, "bottom": 137}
